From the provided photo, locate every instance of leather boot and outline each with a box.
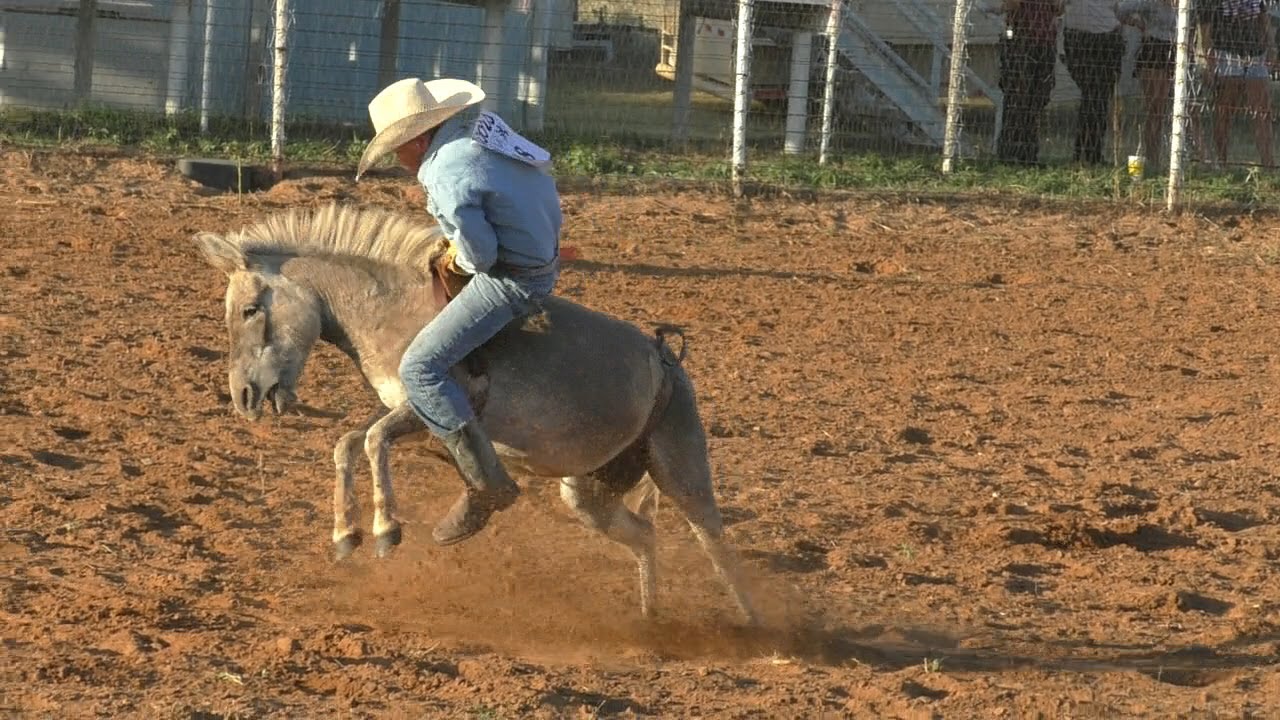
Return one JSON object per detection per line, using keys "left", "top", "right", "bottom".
{"left": 433, "top": 420, "right": 521, "bottom": 546}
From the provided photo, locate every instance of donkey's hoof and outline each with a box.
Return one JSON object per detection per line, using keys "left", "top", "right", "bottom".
{"left": 375, "top": 526, "right": 403, "bottom": 558}
{"left": 334, "top": 531, "right": 363, "bottom": 561}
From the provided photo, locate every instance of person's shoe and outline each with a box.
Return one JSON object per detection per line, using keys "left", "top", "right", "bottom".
{"left": 433, "top": 421, "right": 521, "bottom": 546}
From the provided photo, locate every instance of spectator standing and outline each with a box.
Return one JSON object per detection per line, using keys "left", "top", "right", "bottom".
{"left": 1118, "top": 0, "right": 1178, "bottom": 169}
{"left": 1063, "top": 0, "right": 1125, "bottom": 165}
{"left": 992, "top": 0, "right": 1066, "bottom": 165}
{"left": 1198, "top": 0, "right": 1275, "bottom": 168}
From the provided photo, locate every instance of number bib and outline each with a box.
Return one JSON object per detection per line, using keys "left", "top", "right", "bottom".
{"left": 470, "top": 111, "right": 552, "bottom": 168}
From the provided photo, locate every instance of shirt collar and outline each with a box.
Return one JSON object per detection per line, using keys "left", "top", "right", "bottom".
{"left": 419, "top": 114, "right": 470, "bottom": 173}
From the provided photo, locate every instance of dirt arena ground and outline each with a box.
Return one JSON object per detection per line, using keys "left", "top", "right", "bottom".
{"left": 4, "top": 148, "right": 1280, "bottom": 719}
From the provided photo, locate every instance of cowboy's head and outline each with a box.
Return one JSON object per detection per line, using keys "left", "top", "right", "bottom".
{"left": 356, "top": 77, "right": 486, "bottom": 180}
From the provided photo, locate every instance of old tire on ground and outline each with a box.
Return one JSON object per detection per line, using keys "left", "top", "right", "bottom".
{"left": 176, "top": 158, "right": 274, "bottom": 193}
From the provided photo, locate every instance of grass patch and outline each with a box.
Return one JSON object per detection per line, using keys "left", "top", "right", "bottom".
{"left": 0, "top": 106, "right": 368, "bottom": 166}
{"left": 5, "top": 102, "right": 1280, "bottom": 211}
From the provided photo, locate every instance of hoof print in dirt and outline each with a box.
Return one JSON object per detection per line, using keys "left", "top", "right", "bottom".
{"left": 177, "top": 158, "right": 274, "bottom": 193}
{"left": 333, "top": 531, "right": 363, "bottom": 561}
{"left": 375, "top": 527, "right": 403, "bottom": 558}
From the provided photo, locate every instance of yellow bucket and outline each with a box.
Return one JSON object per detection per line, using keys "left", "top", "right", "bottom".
{"left": 1127, "top": 154, "right": 1145, "bottom": 179}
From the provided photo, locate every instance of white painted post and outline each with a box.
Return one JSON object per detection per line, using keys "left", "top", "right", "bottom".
{"left": 941, "top": 0, "right": 972, "bottom": 174}
{"left": 270, "top": 0, "right": 289, "bottom": 179}
{"left": 165, "top": 0, "right": 192, "bottom": 115}
{"left": 785, "top": 30, "right": 812, "bottom": 155}
{"left": 1166, "top": 0, "right": 1194, "bottom": 212}
{"left": 73, "top": 0, "right": 97, "bottom": 105}
{"left": 0, "top": 23, "right": 7, "bottom": 106}
{"left": 199, "top": 0, "right": 216, "bottom": 133}
{"left": 479, "top": 0, "right": 506, "bottom": 117}
{"left": 671, "top": 1, "right": 696, "bottom": 144}
{"left": 524, "top": 0, "right": 551, "bottom": 131}
{"left": 819, "top": 0, "right": 842, "bottom": 165}
{"left": 732, "top": 0, "right": 755, "bottom": 197}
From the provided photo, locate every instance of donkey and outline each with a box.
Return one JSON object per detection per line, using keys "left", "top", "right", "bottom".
{"left": 190, "top": 202, "right": 757, "bottom": 623}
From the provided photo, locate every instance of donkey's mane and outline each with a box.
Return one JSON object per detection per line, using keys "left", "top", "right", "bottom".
{"left": 225, "top": 202, "right": 446, "bottom": 273}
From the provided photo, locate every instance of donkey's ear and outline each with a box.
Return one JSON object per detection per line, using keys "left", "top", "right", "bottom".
{"left": 192, "top": 232, "right": 246, "bottom": 276}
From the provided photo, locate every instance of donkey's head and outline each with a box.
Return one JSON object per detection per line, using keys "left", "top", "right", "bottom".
{"left": 193, "top": 232, "right": 322, "bottom": 421}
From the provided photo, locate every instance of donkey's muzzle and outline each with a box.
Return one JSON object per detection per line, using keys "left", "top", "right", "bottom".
{"left": 266, "top": 383, "right": 292, "bottom": 415}
{"left": 233, "top": 378, "right": 279, "bottom": 420}
{"left": 234, "top": 380, "right": 262, "bottom": 420}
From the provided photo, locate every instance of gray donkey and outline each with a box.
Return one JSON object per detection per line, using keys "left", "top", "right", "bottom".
{"left": 191, "top": 202, "right": 757, "bottom": 623}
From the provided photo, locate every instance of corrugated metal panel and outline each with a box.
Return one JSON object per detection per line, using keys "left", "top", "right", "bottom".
{"left": 546, "top": 0, "right": 573, "bottom": 49}
{"left": 0, "top": 0, "right": 173, "bottom": 110}
{"left": 256, "top": 0, "right": 538, "bottom": 125}
{"left": 1, "top": 0, "right": 540, "bottom": 127}
{"left": 275, "top": 0, "right": 383, "bottom": 122}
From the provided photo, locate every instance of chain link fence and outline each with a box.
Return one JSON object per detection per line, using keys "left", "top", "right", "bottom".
{"left": 1, "top": 0, "right": 1276, "bottom": 208}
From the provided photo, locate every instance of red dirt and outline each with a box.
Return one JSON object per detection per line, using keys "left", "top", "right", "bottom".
{"left": 3, "top": 148, "right": 1280, "bottom": 718}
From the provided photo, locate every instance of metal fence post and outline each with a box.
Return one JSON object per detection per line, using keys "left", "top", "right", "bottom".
{"left": 270, "top": 0, "right": 289, "bottom": 180}
{"left": 941, "top": 0, "right": 972, "bottom": 174}
{"left": 732, "top": 0, "right": 755, "bottom": 197}
{"left": 1166, "top": 0, "right": 1195, "bottom": 212}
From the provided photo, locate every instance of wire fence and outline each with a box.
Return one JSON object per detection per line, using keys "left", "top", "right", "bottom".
{"left": 1, "top": 0, "right": 1276, "bottom": 209}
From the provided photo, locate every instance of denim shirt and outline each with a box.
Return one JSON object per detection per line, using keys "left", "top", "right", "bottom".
{"left": 417, "top": 114, "right": 563, "bottom": 276}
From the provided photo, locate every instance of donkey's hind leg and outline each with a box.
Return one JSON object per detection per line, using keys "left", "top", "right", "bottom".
{"left": 646, "top": 370, "right": 758, "bottom": 625}
{"left": 559, "top": 443, "right": 657, "bottom": 617}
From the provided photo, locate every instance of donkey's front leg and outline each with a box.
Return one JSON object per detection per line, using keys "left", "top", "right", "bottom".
{"left": 364, "top": 403, "right": 424, "bottom": 557}
{"left": 332, "top": 413, "right": 381, "bottom": 561}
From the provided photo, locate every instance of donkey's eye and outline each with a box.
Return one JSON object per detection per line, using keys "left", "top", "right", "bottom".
{"left": 242, "top": 304, "right": 261, "bottom": 319}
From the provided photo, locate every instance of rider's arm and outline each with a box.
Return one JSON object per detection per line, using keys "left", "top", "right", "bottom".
{"left": 423, "top": 153, "right": 499, "bottom": 275}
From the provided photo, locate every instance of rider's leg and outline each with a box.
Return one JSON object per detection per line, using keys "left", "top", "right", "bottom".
{"left": 398, "top": 271, "right": 542, "bottom": 545}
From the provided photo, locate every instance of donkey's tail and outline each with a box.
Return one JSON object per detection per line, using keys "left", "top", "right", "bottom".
{"left": 626, "top": 475, "right": 661, "bottom": 521}
{"left": 629, "top": 323, "right": 687, "bottom": 522}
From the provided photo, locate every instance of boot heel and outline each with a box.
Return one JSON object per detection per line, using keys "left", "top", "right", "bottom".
{"left": 434, "top": 421, "right": 520, "bottom": 545}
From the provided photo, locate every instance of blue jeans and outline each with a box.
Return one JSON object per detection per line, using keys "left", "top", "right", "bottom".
{"left": 399, "top": 267, "right": 557, "bottom": 437}
{"left": 1212, "top": 51, "right": 1272, "bottom": 80}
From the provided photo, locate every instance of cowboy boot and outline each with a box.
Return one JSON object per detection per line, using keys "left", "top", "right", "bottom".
{"left": 433, "top": 420, "right": 521, "bottom": 545}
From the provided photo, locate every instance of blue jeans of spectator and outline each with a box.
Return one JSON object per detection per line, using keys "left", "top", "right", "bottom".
{"left": 399, "top": 266, "right": 557, "bottom": 437}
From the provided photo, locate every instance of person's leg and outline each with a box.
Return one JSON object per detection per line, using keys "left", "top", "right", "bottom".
{"left": 1063, "top": 28, "right": 1092, "bottom": 162}
{"left": 1189, "top": 63, "right": 1209, "bottom": 163}
{"left": 400, "top": 273, "right": 534, "bottom": 435}
{"left": 1023, "top": 42, "right": 1058, "bottom": 165}
{"left": 1142, "top": 64, "right": 1173, "bottom": 169}
{"left": 398, "top": 272, "right": 540, "bottom": 544}
{"left": 998, "top": 38, "right": 1033, "bottom": 164}
{"left": 1094, "top": 29, "right": 1126, "bottom": 163}
{"left": 1073, "top": 29, "right": 1125, "bottom": 165}
{"left": 1214, "top": 72, "right": 1243, "bottom": 165}
{"left": 1245, "top": 63, "right": 1274, "bottom": 167}
{"left": 1197, "top": 62, "right": 1221, "bottom": 164}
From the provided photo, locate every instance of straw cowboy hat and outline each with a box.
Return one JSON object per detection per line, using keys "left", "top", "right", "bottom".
{"left": 355, "top": 77, "right": 486, "bottom": 180}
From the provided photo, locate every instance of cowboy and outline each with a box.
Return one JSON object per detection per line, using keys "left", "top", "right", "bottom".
{"left": 355, "top": 77, "right": 563, "bottom": 546}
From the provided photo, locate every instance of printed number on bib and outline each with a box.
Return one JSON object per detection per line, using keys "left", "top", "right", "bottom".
{"left": 471, "top": 111, "right": 552, "bottom": 168}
